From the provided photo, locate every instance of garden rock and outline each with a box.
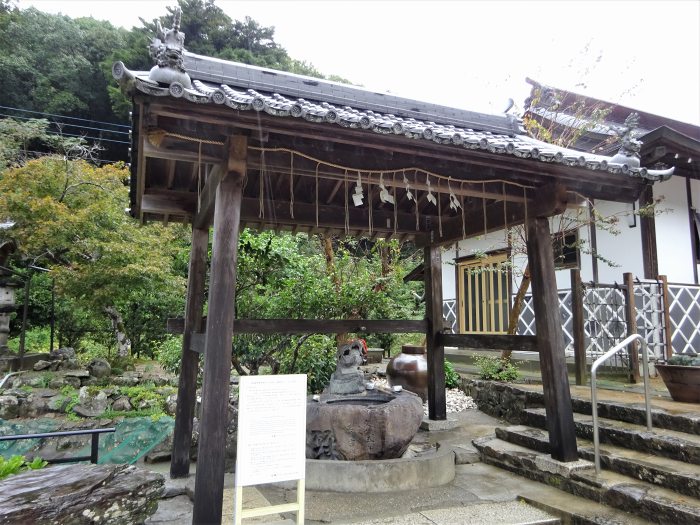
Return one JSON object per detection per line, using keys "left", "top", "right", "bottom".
{"left": 52, "top": 375, "right": 81, "bottom": 389}
{"left": 65, "top": 370, "right": 90, "bottom": 380}
{"left": 88, "top": 358, "right": 111, "bottom": 378}
{"left": 32, "top": 360, "right": 53, "bottom": 371}
{"left": 48, "top": 395, "right": 71, "bottom": 412}
{"left": 50, "top": 347, "right": 76, "bottom": 360}
{"left": 18, "top": 394, "right": 51, "bottom": 418}
{"left": 112, "top": 375, "right": 140, "bottom": 386}
{"left": 73, "top": 387, "right": 110, "bottom": 417}
{"left": 165, "top": 394, "right": 177, "bottom": 416}
{"left": 57, "top": 358, "right": 81, "bottom": 371}
{"left": 0, "top": 395, "right": 18, "bottom": 419}
{"left": 112, "top": 395, "right": 132, "bottom": 412}
{"left": 0, "top": 463, "right": 163, "bottom": 524}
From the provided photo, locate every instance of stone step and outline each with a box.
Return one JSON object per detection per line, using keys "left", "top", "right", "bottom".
{"left": 523, "top": 407, "right": 700, "bottom": 464}
{"left": 463, "top": 379, "right": 700, "bottom": 435}
{"left": 473, "top": 434, "right": 700, "bottom": 525}
{"left": 518, "top": 486, "right": 652, "bottom": 525}
{"left": 496, "top": 425, "right": 700, "bottom": 499}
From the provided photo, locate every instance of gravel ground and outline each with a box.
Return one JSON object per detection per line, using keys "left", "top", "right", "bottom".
{"left": 371, "top": 378, "right": 478, "bottom": 415}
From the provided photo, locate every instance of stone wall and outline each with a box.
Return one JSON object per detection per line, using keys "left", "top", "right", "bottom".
{"left": 461, "top": 379, "right": 545, "bottom": 424}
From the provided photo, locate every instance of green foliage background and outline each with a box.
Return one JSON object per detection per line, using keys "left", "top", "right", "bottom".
{"left": 0, "top": 1, "right": 423, "bottom": 387}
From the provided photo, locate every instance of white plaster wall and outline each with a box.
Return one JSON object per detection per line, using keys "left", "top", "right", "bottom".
{"left": 441, "top": 175, "right": 698, "bottom": 299}
{"left": 441, "top": 246, "right": 457, "bottom": 300}
{"left": 654, "top": 176, "right": 694, "bottom": 283}
{"left": 590, "top": 200, "right": 645, "bottom": 283}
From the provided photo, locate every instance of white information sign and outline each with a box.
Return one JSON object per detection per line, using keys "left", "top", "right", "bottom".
{"left": 235, "top": 374, "right": 307, "bottom": 487}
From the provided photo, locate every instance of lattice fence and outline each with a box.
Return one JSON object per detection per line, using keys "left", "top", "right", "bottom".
{"left": 443, "top": 280, "right": 698, "bottom": 358}
{"left": 443, "top": 299, "right": 457, "bottom": 333}
{"left": 667, "top": 284, "right": 700, "bottom": 355}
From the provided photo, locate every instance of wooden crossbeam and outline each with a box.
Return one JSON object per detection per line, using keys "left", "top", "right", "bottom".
{"left": 438, "top": 333, "right": 539, "bottom": 352}
{"left": 167, "top": 318, "right": 428, "bottom": 336}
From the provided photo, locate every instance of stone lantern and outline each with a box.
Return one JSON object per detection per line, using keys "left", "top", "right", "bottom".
{"left": 0, "top": 278, "right": 19, "bottom": 354}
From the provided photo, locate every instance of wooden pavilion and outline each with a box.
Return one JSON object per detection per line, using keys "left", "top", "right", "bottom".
{"left": 113, "top": 11, "right": 673, "bottom": 524}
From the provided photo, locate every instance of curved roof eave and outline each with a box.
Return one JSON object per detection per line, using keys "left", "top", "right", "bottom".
{"left": 113, "top": 59, "right": 673, "bottom": 183}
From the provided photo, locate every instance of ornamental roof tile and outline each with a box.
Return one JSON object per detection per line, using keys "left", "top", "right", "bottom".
{"left": 112, "top": 54, "right": 673, "bottom": 183}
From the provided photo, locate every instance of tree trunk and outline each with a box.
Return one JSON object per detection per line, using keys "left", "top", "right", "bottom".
{"left": 104, "top": 306, "right": 131, "bottom": 357}
{"left": 321, "top": 235, "right": 346, "bottom": 346}
{"left": 502, "top": 265, "right": 530, "bottom": 361}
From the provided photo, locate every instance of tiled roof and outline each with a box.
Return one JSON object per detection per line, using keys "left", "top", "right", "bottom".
{"left": 112, "top": 57, "right": 673, "bottom": 182}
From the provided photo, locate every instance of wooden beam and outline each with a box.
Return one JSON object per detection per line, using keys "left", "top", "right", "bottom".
{"left": 136, "top": 104, "right": 146, "bottom": 223}
{"left": 659, "top": 275, "right": 673, "bottom": 360}
{"left": 640, "top": 185, "right": 658, "bottom": 279}
{"left": 247, "top": 159, "right": 528, "bottom": 204}
{"left": 166, "top": 159, "right": 176, "bottom": 189}
{"left": 623, "top": 272, "right": 640, "bottom": 383}
{"left": 192, "top": 164, "right": 224, "bottom": 229}
{"left": 424, "top": 244, "right": 446, "bottom": 420}
{"left": 687, "top": 177, "right": 698, "bottom": 284}
{"left": 527, "top": 217, "right": 578, "bottom": 462}
{"left": 422, "top": 182, "right": 570, "bottom": 247}
{"left": 170, "top": 227, "right": 208, "bottom": 478}
{"left": 192, "top": 171, "right": 243, "bottom": 524}
{"left": 167, "top": 318, "right": 427, "bottom": 335}
{"left": 142, "top": 137, "right": 221, "bottom": 164}
{"left": 570, "top": 269, "right": 586, "bottom": 386}
{"left": 438, "top": 333, "right": 538, "bottom": 352}
{"left": 142, "top": 191, "right": 195, "bottom": 217}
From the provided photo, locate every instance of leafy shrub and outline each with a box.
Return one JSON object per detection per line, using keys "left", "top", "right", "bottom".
{"left": 109, "top": 355, "right": 136, "bottom": 372}
{"left": 7, "top": 327, "right": 51, "bottom": 354}
{"left": 444, "top": 360, "right": 461, "bottom": 389}
{"left": 667, "top": 354, "right": 700, "bottom": 366}
{"left": 0, "top": 455, "right": 47, "bottom": 479}
{"left": 77, "top": 339, "right": 111, "bottom": 365}
{"left": 155, "top": 335, "right": 182, "bottom": 375}
{"left": 279, "top": 335, "right": 337, "bottom": 394}
{"left": 474, "top": 356, "right": 520, "bottom": 382}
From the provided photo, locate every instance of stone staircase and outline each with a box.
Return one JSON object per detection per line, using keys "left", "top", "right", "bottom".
{"left": 471, "top": 385, "right": 700, "bottom": 524}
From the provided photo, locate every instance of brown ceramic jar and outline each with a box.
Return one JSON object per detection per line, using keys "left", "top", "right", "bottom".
{"left": 386, "top": 345, "right": 428, "bottom": 401}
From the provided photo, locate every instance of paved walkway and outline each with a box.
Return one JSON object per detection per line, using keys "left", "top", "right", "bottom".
{"left": 147, "top": 408, "right": 562, "bottom": 524}
{"left": 146, "top": 379, "right": 699, "bottom": 524}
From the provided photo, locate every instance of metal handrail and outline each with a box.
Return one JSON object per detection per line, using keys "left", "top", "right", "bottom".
{"left": 590, "top": 333, "right": 653, "bottom": 474}
{"left": 0, "top": 427, "right": 116, "bottom": 464}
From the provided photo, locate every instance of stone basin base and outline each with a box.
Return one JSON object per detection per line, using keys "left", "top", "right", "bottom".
{"left": 305, "top": 443, "right": 455, "bottom": 492}
{"left": 306, "top": 389, "right": 423, "bottom": 461}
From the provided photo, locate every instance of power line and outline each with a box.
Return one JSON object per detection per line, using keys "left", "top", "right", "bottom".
{"left": 48, "top": 131, "right": 130, "bottom": 145}
{"left": 0, "top": 104, "right": 130, "bottom": 129}
{"left": 14, "top": 150, "right": 123, "bottom": 165}
{"left": 0, "top": 112, "right": 129, "bottom": 136}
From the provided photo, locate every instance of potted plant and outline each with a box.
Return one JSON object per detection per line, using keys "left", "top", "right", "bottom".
{"left": 655, "top": 353, "right": 700, "bottom": 403}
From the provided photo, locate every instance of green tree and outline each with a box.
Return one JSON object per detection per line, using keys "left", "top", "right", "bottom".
{"left": 0, "top": 156, "right": 186, "bottom": 357}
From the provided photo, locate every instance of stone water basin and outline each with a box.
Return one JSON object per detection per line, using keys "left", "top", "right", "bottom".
{"left": 305, "top": 387, "right": 456, "bottom": 492}
{"left": 306, "top": 388, "right": 424, "bottom": 461}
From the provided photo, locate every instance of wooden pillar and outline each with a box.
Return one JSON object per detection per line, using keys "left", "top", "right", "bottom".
{"left": 640, "top": 186, "right": 659, "bottom": 279}
{"left": 527, "top": 217, "right": 577, "bottom": 462}
{"left": 659, "top": 275, "right": 673, "bottom": 360}
{"left": 686, "top": 178, "right": 698, "bottom": 284}
{"left": 424, "top": 244, "right": 446, "bottom": 420}
{"left": 570, "top": 269, "right": 586, "bottom": 386}
{"left": 623, "top": 272, "right": 640, "bottom": 383}
{"left": 170, "top": 227, "right": 208, "bottom": 478}
{"left": 192, "top": 138, "right": 246, "bottom": 525}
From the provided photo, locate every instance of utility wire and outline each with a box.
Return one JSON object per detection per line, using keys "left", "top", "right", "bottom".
{"left": 0, "top": 104, "right": 129, "bottom": 129}
{"left": 0, "top": 112, "right": 129, "bottom": 136}
{"left": 13, "top": 150, "right": 122, "bottom": 165}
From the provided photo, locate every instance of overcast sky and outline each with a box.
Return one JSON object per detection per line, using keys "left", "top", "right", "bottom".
{"left": 22, "top": 0, "right": 700, "bottom": 125}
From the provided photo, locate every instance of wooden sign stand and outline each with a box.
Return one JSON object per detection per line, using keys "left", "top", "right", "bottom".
{"left": 233, "top": 479, "right": 304, "bottom": 525}
{"left": 233, "top": 374, "right": 307, "bottom": 524}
